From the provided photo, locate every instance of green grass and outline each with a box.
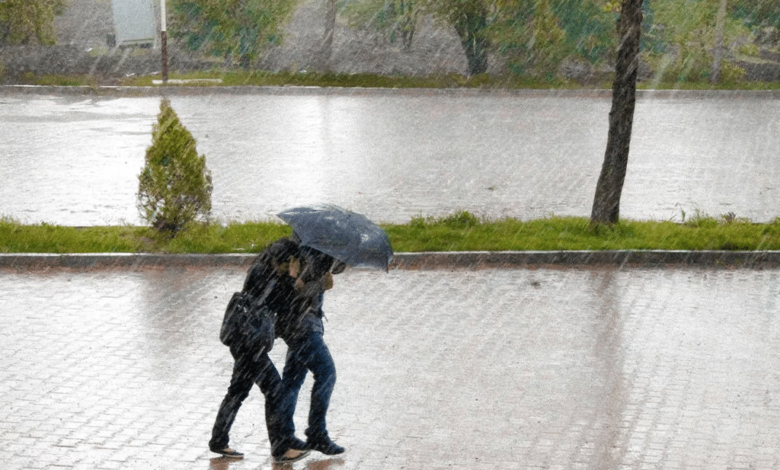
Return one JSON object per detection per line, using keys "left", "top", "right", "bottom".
{"left": 16, "top": 68, "right": 780, "bottom": 90}
{"left": 3, "top": 212, "right": 780, "bottom": 254}
{"left": 12, "top": 69, "right": 777, "bottom": 91}
{"left": 19, "top": 72, "right": 100, "bottom": 87}
{"left": 117, "top": 70, "right": 578, "bottom": 89}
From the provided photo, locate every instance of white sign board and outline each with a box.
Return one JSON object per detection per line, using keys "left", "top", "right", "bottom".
{"left": 111, "top": 0, "right": 156, "bottom": 46}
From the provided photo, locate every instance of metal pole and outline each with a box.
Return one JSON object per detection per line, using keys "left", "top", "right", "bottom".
{"left": 160, "top": 0, "right": 169, "bottom": 83}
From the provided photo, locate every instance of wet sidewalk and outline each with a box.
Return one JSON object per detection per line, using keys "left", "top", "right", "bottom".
{"left": 2, "top": 264, "right": 780, "bottom": 469}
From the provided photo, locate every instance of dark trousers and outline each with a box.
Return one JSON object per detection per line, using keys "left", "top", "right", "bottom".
{"left": 280, "top": 332, "right": 337, "bottom": 440}
{"left": 210, "top": 347, "right": 292, "bottom": 458}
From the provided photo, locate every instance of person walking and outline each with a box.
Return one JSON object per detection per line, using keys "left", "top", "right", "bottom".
{"left": 209, "top": 237, "right": 311, "bottom": 464}
{"left": 276, "top": 246, "right": 347, "bottom": 456}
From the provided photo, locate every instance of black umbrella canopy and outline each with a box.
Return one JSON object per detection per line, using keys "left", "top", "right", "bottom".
{"left": 278, "top": 205, "right": 394, "bottom": 271}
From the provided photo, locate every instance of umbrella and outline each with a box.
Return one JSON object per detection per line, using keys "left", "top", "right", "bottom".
{"left": 277, "top": 204, "right": 394, "bottom": 271}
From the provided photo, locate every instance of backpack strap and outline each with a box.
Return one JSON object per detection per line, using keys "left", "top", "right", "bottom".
{"left": 249, "top": 278, "right": 277, "bottom": 311}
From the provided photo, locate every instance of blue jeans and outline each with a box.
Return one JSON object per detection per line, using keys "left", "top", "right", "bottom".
{"left": 280, "top": 331, "right": 337, "bottom": 440}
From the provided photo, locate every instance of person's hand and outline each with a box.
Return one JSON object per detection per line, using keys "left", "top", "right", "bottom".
{"left": 288, "top": 257, "right": 301, "bottom": 278}
{"left": 321, "top": 272, "right": 334, "bottom": 290}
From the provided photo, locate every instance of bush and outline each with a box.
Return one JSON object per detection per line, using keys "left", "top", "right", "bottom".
{"left": 137, "top": 99, "right": 213, "bottom": 233}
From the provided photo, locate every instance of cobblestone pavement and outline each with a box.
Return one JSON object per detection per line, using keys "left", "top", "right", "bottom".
{"left": 2, "top": 90, "right": 779, "bottom": 226}
{"left": 2, "top": 265, "right": 780, "bottom": 469}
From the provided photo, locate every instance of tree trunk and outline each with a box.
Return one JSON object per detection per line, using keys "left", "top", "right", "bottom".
{"left": 460, "top": 32, "right": 489, "bottom": 75}
{"left": 711, "top": 0, "right": 727, "bottom": 83}
{"left": 398, "top": 0, "right": 416, "bottom": 51}
{"left": 320, "top": 0, "right": 337, "bottom": 71}
{"left": 239, "top": 53, "right": 251, "bottom": 70}
{"left": 590, "top": 0, "right": 643, "bottom": 225}
{"left": 453, "top": 8, "right": 489, "bottom": 76}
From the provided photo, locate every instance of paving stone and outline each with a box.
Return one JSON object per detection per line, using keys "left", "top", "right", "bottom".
{"left": 2, "top": 266, "right": 780, "bottom": 469}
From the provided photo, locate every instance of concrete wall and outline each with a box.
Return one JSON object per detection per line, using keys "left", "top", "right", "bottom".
{"left": 53, "top": 0, "right": 116, "bottom": 50}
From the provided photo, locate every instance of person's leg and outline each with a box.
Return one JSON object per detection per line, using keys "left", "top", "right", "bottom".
{"left": 283, "top": 332, "right": 343, "bottom": 454}
{"left": 301, "top": 333, "right": 337, "bottom": 441}
{"left": 254, "top": 353, "right": 307, "bottom": 458}
{"left": 209, "top": 354, "right": 256, "bottom": 453}
{"left": 278, "top": 340, "right": 311, "bottom": 442}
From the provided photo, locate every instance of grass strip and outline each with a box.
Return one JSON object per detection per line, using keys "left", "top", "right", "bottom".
{"left": 3, "top": 212, "right": 780, "bottom": 254}
{"left": 18, "top": 70, "right": 780, "bottom": 91}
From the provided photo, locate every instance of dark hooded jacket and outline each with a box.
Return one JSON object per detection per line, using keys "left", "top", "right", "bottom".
{"left": 241, "top": 237, "right": 299, "bottom": 335}
{"left": 242, "top": 238, "right": 335, "bottom": 344}
{"left": 275, "top": 246, "right": 336, "bottom": 343}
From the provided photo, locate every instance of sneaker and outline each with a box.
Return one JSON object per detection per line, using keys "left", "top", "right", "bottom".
{"left": 274, "top": 448, "right": 311, "bottom": 464}
{"left": 307, "top": 436, "right": 345, "bottom": 455}
{"left": 210, "top": 446, "right": 244, "bottom": 458}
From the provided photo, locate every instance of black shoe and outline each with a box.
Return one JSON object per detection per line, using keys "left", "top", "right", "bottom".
{"left": 274, "top": 449, "right": 311, "bottom": 464}
{"left": 210, "top": 446, "right": 244, "bottom": 458}
{"left": 272, "top": 436, "right": 308, "bottom": 458}
{"left": 307, "top": 436, "right": 345, "bottom": 455}
{"left": 287, "top": 436, "right": 308, "bottom": 451}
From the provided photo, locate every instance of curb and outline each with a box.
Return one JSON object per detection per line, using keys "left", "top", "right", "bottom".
{"left": 2, "top": 251, "right": 780, "bottom": 270}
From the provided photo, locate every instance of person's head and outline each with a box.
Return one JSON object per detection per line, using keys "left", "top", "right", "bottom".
{"left": 283, "top": 233, "right": 347, "bottom": 281}
{"left": 297, "top": 246, "right": 336, "bottom": 284}
{"left": 265, "top": 237, "right": 300, "bottom": 276}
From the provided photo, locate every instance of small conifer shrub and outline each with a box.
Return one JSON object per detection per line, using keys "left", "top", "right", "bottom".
{"left": 137, "top": 99, "right": 213, "bottom": 233}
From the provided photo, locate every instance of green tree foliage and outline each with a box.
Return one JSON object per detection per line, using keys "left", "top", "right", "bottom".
{"left": 0, "top": 0, "right": 66, "bottom": 46}
{"left": 170, "top": 0, "right": 297, "bottom": 68}
{"left": 645, "top": 0, "right": 750, "bottom": 83}
{"left": 345, "top": 0, "right": 615, "bottom": 77}
{"left": 138, "top": 99, "right": 213, "bottom": 233}
{"left": 423, "top": 0, "right": 493, "bottom": 75}
{"left": 344, "top": 0, "right": 766, "bottom": 81}
{"left": 346, "top": 0, "right": 494, "bottom": 74}
{"left": 484, "top": 0, "right": 617, "bottom": 78}
{"left": 494, "top": 0, "right": 589, "bottom": 76}
{"left": 731, "top": 0, "right": 780, "bottom": 29}
{"left": 552, "top": 0, "right": 617, "bottom": 63}
{"left": 344, "top": 0, "right": 419, "bottom": 50}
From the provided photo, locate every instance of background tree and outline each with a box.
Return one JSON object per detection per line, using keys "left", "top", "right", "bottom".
{"left": 388, "top": 0, "right": 419, "bottom": 50}
{"left": 343, "top": 0, "right": 419, "bottom": 51}
{"left": 138, "top": 99, "right": 213, "bottom": 233}
{"left": 320, "top": 0, "right": 338, "bottom": 69}
{"left": 424, "top": 0, "right": 492, "bottom": 75}
{"left": 711, "top": 0, "right": 728, "bottom": 83}
{"left": 492, "top": 0, "right": 613, "bottom": 78}
{"left": 171, "top": 0, "right": 297, "bottom": 69}
{"left": 428, "top": 0, "right": 615, "bottom": 78}
{"left": 645, "top": 0, "right": 750, "bottom": 83}
{"left": 731, "top": 0, "right": 780, "bottom": 29}
{"left": 344, "top": 0, "right": 492, "bottom": 75}
{"left": 591, "top": 0, "right": 643, "bottom": 225}
{"left": 343, "top": 0, "right": 617, "bottom": 78}
{"left": 0, "top": 0, "right": 66, "bottom": 46}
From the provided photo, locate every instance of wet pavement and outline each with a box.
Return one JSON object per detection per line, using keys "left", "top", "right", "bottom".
{"left": 2, "top": 88, "right": 780, "bottom": 226}
{"left": 3, "top": 86, "right": 780, "bottom": 469}
{"left": 3, "top": 263, "right": 780, "bottom": 469}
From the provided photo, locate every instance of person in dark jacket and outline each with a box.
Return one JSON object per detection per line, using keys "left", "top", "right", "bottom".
{"left": 209, "top": 237, "right": 311, "bottom": 464}
{"left": 276, "top": 246, "right": 347, "bottom": 456}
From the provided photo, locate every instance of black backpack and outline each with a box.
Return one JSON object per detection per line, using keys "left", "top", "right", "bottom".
{"left": 220, "top": 280, "right": 276, "bottom": 356}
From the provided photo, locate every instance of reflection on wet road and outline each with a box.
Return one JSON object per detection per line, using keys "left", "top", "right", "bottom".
{"left": 2, "top": 265, "right": 780, "bottom": 469}
{"left": 1, "top": 90, "right": 779, "bottom": 225}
